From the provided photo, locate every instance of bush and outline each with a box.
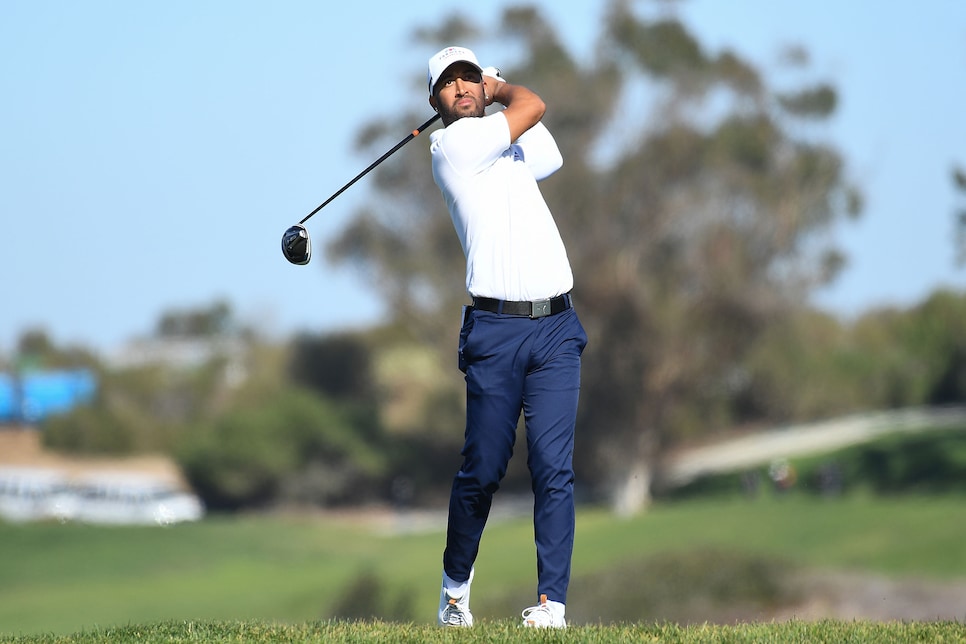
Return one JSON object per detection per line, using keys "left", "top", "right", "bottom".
{"left": 483, "top": 548, "right": 798, "bottom": 625}
{"left": 851, "top": 432, "right": 966, "bottom": 494}
{"left": 177, "top": 388, "right": 389, "bottom": 511}
{"left": 41, "top": 403, "right": 137, "bottom": 455}
{"left": 326, "top": 569, "right": 416, "bottom": 622}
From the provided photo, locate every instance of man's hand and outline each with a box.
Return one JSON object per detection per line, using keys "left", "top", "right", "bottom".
{"left": 482, "top": 66, "right": 505, "bottom": 107}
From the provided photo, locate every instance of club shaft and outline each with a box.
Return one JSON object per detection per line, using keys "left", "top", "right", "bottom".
{"left": 299, "top": 113, "right": 441, "bottom": 225}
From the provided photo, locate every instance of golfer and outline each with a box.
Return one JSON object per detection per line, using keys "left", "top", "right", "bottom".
{"left": 427, "top": 46, "right": 587, "bottom": 629}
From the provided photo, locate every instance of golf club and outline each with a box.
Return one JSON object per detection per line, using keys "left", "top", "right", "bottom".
{"left": 281, "top": 113, "right": 442, "bottom": 265}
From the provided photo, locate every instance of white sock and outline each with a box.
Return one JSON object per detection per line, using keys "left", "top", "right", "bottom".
{"left": 443, "top": 571, "right": 471, "bottom": 598}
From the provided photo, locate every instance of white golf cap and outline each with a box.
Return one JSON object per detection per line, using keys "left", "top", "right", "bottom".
{"left": 427, "top": 46, "right": 482, "bottom": 95}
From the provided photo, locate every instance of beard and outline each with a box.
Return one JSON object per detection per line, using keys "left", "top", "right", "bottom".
{"left": 440, "top": 95, "right": 485, "bottom": 125}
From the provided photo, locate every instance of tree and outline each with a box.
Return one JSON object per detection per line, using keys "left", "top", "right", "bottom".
{"left": 897, "top": 289, "right": 966, "bottom": 406}
{"left": 954, "top": 164, "right": 966, "bottom": 266}
{"left": 738, "top": 308, "right": 859, "bottom": 424}
{"left": 178, "top": 386, "right": 388, "bottom": 510}
{"left": 328, "top": 1, "right": 861, "bottom": 514}
{"left": 14, "top": 328, "right": 98, "bottom": 371}
{"left": 39, "top": 300, "right": 257, "bottom": 455}
{"left": 288, "top": 332, "right": 376, "bottom": 406}
{"left": 156, "top": 300, "right": 236, "bottom": 338}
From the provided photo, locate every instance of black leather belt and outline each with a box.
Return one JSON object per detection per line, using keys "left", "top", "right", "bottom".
{"left": 472, "top": 292, "right": 573, "bottom": 318}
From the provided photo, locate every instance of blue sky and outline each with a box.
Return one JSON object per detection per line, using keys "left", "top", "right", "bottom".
{"left": 2, "top": 1, "right": 964, "bottom": 356}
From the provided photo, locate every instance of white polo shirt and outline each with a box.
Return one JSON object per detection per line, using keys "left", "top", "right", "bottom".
{"left": 430, "top": 112, "right": 574, "bottom": 302}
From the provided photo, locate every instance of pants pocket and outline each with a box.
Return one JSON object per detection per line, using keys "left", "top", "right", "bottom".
{"left": 457, "top": 306, "right": 475, "bottom": 373}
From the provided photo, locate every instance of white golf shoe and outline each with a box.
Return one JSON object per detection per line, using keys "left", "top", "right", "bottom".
{"left": 437, "top": 568, "right": 474, "bottom": 627}
{"left": 521, "top": 594, "right": 567, "bottom": 628}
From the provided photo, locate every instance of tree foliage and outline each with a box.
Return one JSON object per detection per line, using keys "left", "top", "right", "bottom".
{"left": 156, "top": 299, "right": 236, "bottom": 338}
{"left": 288, "top": 332, "right": 376, "bottom": 406}
{"left": 954, "top": 164, "right": 966, "bottom": 266}
{"left": 9, "top": 328, "right": 99, "bottom": 371}
{"left": 39, "top": 304, "right": 255, "bottom": 455}
{"left": 178, "top": 386, "right": 388, "bottom": 511}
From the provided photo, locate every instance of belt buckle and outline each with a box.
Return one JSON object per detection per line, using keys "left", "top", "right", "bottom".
{"left": 530, "top": 298, "right": 551, "bottom": 318}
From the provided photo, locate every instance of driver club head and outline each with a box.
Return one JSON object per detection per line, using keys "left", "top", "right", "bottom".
{"left": 281, "top": 224, "right": 312, "bottom": 265}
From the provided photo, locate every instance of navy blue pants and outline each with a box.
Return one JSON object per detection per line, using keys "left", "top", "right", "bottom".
{"left": 443, "top": 304, "right": 587, "bottom": 605}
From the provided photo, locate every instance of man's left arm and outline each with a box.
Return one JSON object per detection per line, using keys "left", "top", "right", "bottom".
{"left": 482, "top": 66, "right": 562, "bottom": 180}
{"left": 514, "top": 122, "right": 563, "bottom": 181}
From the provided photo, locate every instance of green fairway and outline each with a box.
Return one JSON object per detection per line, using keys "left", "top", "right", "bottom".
{"left": 1, "top": 494, "right": 964, "bottom": 636}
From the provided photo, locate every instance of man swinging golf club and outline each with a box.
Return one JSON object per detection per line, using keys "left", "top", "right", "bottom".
{"left": 427, "top": 46, "right": 587, "bottom": 629}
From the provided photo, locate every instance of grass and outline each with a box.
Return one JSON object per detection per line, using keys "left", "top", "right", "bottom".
{"left": 1, "top": 494, "right": 965, "bottom": 639}
{"left": 3, "top": 619, "right": 966, "bottom": 644}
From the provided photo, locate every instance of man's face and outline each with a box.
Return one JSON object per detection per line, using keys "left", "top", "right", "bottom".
{"left": 430, "top": 62, "right": 485, "bottom": 125}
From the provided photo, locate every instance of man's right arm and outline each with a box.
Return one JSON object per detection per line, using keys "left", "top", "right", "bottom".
{"left": 486, "top": 77, "right": 545, "bottom": 143}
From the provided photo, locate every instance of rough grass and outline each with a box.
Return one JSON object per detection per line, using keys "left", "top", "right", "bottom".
{"left": 3, "top": 619, "right": 965, "bottom": 644}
